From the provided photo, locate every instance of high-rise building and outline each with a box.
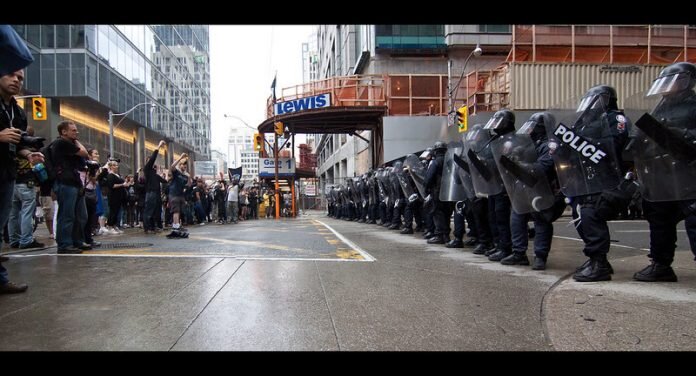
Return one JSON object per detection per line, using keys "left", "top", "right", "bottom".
{"left": 10, "top": 24, "right": 211, "bottom": 175}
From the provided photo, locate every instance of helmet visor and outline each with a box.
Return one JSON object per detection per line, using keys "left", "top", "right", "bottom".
{"left": 517, "top": 120, "right": 537, "bottom": 135}
{"left": 419, "top": 150, "right": 431, "bottom": 160}
{"left": 646, "top": 72, "right": 691, "bottom": 97}
{"left": 483, "top": 116, "right": 503, "bottom": 130}
{"left": 576, "top": 94, "right": 607, "bottom": 113}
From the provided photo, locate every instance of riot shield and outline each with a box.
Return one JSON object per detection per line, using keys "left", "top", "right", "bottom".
{"left": 625, "top": 91, "right": 696, "bottom": 201}
{"left": 547, "top": 96, "right": 623, "bottom": 197}
{"left": 439, "top": 141, "right": 470, "bottom": 202}
{"left": 368, "top": 175, "right": 377, "bottom": 206}
{"left": 394, "top": 162, "right": 415, "bottom": 198}
{"left": 376, "top": 170, "right": 388, "bottom": 201}
{"left": 453, "top": 150, "right": 477, "bottom": 200}
{"left": 463, "top": 124, "right": 504, "bottom": 196}
{"left": 403, "top": 154, "right": 427, "bottom": 197}
{"left": 389, "top": 162, "right": 404, "bottom": 200}
{"left": 491, "top": 133, "right": 555, "bottom": 214}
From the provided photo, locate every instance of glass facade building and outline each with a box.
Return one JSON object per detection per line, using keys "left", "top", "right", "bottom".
{"left": 11, "top": 24, "right": 211, "bottom": 174}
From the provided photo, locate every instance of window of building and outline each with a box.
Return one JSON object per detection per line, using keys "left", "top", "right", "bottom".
{"left": 478, "top": 25, "right": 511, "bottom": 33}
{"left": 375, "top": 24, "right": 445, "bottom": 51}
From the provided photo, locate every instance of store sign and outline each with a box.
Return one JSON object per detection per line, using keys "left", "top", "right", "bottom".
{"left": 274, "top": 93, "right": 331, "bottom": 115}
{"left": 258, "top": 158, "right": 296, "bottom": 177}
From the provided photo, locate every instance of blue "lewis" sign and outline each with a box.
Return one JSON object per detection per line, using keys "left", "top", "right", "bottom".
{"left": 274, "top": 93, "right": 331, "bottom": 116}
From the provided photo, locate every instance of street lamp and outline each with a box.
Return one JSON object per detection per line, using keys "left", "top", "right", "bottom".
{"left": 223, "top": 113, "right": 257, "bottom": 131}
{"left": 448, "top": 44, "right": 483, "bottom": 120}
{"left": 108, "top": 102, "right": 156, "bottom": 158}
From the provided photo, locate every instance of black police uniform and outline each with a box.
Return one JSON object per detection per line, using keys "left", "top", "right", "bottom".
{"left": 635, "top": 90, "right": 696, "bottom": 281}
{"left": 571, "top": 108, "right": 630, "bottom": 280}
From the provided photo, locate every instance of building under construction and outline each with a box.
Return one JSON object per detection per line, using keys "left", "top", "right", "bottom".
{"left": 255, "top": 25, "right": 696, "bottom": 202}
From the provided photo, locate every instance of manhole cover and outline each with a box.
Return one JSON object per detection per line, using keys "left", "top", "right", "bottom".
{"left": 98, "top": 243, "right": 154, "bottom": 249}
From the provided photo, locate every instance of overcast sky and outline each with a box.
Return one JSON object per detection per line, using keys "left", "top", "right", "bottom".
{"left": 209, "top": 25, "right": 316, "bottom": 157}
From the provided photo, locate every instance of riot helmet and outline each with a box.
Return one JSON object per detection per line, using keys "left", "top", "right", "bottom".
{"left": 517, "top": 111, "right": 556, "bottom": 144}
{"left": 393, "top": 160, "right": 403, "bottom": 169}
{"left": 576, "top": 85, "right": 618, "bottom": 113}
{"left": 646, "top": 62, "right": 696, "bottom": 97}
{"left": 433, "top": 141, "right": 447, "bottom": 152}
{"left": 483, "top": 109, "right": 516, "bottom": 136}
{"left": 419, "top": 148, "right": 433, "bottom": 160}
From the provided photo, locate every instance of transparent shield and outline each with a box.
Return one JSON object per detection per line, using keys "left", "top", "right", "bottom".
{"left": 463, "top": 124, "right": 504, "bottom": 196}
{"left": 403, "top": 154, "right": 427, "bottom": 198}
{"left": 439, "top": 141, "right": 469, "bottom": 202}
{"left": 490, "top": 133, "right": 555, "bottom": 214}
{"left": 394, "top": 163, "right": 415, "bottom": 198}
{"left": 625, "top": 90, "right": 696, "bottom": 201}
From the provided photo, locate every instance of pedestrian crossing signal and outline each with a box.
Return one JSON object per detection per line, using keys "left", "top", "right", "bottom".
{"left": 457, "top": 105, "right": 467, "bottom": 133}
{"left": 32, "top": 98, "right": 47, "bottom": 121}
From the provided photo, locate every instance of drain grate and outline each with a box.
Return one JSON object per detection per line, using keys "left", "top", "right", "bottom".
{"left": 97, "top": 242, "right": 154, "bottom": 249}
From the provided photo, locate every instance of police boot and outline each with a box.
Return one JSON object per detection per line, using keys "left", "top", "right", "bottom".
{"left": 388, "top": 223, "right": 400, "bottom": 230}
{"left": 423, "top": 231, "right": 433, "bottom": 239}
{"left": 414, "top": 226, "right": 424, "bottom": 233}
{"left": 633, "top": 262, "right": 678, "bottom": 282}
{"left": 427, "top": 235, "right": 446, "bottom": 244}
{"left": 488, "top": 249, "right": 512, "bottom": 262}
{"left": 463, "top": 238, "right": 478, "bottom": 247}
{"left": 472, "top": 243, "right": 494, "bottom": 255}
{"left": 532, "top": 256, "right": 547, "bottom": 270}
{"left": 445, "top": 238, "right": 464, "bottom": 248}
{"left": 484, "top": 247, "right": 499, "bottom": 257}
{"left": 501, "top": 252, "right": 530, "bottom": 266}
{"left": 573, "top": 255, "right": 612, "bottom": 282}
{"left": 400, "top": 227, "right": 414, "bottom": 234}
{"left": 575, "top": 258, "right": 614, "bottom": 274}
{"left": 357, "top": 218, "right": 365, "bottom": 223}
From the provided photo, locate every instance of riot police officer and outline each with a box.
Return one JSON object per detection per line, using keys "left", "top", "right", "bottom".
{"left": 549, "top": 85, "right": 631, "bottom": 282}
{"left": 631, "top": 62, "right": 696, "bottom": 282}
{"left": 424, "top": 141, "right": 451, "bottom": 244}
{"left": 495, "top": 112, "right": 566, "bottom": 270}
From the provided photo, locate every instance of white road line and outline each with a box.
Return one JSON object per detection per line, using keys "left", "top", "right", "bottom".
{"left": 553, "top": 235, "right": 650, "bottom": 251}
{"left": 314, "top": 220, "right": 376, "bottom": 262}
{"left": 5, "top": 253, "right": 367, "bottom": 262}
{"left": 616, "top": 230, "right": 686, "bottom": 233}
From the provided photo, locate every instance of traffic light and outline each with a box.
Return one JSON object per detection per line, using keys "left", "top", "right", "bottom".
{"left": 253, "top": 133, "right": 263, "bottom": 152}
{"left": 32, "top": 98, "right": 47, "bottom": 121}
{"left": 274, "top": 121, "right": 284, "bottom": 136}
{"left": 456, "top": 105, "right": 468, "bottom": 133}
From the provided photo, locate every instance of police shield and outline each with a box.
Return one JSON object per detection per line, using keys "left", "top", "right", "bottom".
{"left": 491, "top": 132, "right": 555, "bottom": 214}
{"left": 625, "top": 90, "right": 696, "bottom": 201}
{"left": 463, "top": 124, "right": 504, "bottom": 196}
{"left": 403, "top": 154, "right": 427, "bottom": 198}
{"left": 453, "top": 149, "right": 477, "bottom": 200}
{"left": 439, "top": 141, "right": 470, "bottom": 202}
{"left": 394, "top": 162, "right": 415, "bottom": 198}
{"left": 547, "top": 97, "right": 623, "bottom": 197}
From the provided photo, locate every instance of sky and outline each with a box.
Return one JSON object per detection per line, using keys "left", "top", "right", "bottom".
{"left": 209, "top": 25, "right": 316, "bottom": 159}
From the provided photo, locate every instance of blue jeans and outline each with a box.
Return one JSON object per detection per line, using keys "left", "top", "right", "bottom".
{"left": 511, "top": 211, "right": 554, "bottom": 260}
{"left": 8, "top": 183, "right": 38, "bottom": 247}
{"left": 0, "top": 180, "right": 16, "bottom": 284}
{"left": 54, "top": 182, "right": 87, "bottom": 249}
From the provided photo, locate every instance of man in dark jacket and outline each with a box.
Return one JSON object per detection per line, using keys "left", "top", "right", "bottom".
{"left": 143, "top": 140, "right": 167, "bottom": 233}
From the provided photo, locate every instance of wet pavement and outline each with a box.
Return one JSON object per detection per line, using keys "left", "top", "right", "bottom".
{"left": 1, "top": 212, "right": 694, "bottom": 351}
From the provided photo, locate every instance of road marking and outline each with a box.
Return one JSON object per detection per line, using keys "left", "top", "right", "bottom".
{"left": 616, "top": 230, "right": 686, "bottom": 233}
{"left": 553, "top": 235, "right": 650, "bottom": 251}
{"left": 313, "top": 219, "right": 376, "bottom": 261}
{"left": 7, "top": 253, "right": 367, "bottom": 261}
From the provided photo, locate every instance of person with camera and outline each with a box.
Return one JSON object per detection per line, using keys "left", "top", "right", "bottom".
{"left": 8, "top": 125, "right": 45, "bottom": 250}
{"left": 52, "top": 120, "right": 90, "bottom": 254}
{"left": 1, "top": 67, "right": 39, "bottom": 293}
{"left": 82, "top": 149, "right": 101, "bottom": 247}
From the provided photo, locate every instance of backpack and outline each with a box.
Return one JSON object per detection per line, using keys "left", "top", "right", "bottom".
{"left": 39, "top": 139, "right": 61, "bottom": 187}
